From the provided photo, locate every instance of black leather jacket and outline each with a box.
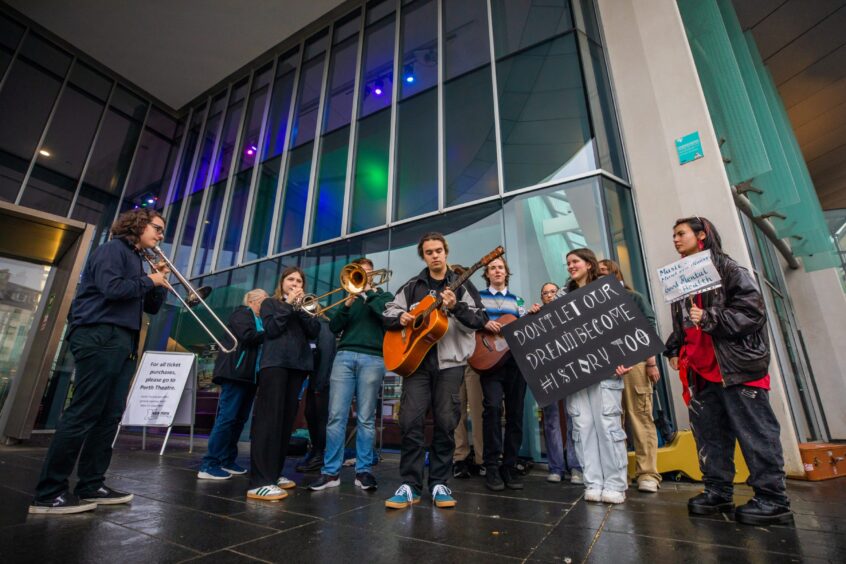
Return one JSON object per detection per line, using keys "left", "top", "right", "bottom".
{"left": 664, "top": 255, "right": 770, "bottom": 385}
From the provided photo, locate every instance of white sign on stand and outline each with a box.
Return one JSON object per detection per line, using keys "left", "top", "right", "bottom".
{"left": 115, "top": 351, "right": 196, "bottom": 455}
{"left": 657, "top": 251, "right": 723, "bottom": 304}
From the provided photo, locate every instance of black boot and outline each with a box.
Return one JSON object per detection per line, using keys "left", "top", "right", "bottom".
{"left": 453, "top": 460, "right": 471, "bottom": 479}
{"left": 296, "top": 450, "right": 324, "bottom": 473}
{"left": 485, "top": 466, "right": 505, "bottom": 491}
{"left": 688, "top": 491, "right": 734, "bottom": 515}
{"left": 500, "top": 465, "right": 524, "bottom": 490}
{"left": 735, "top": 497, "right": 793, "bottom": 526}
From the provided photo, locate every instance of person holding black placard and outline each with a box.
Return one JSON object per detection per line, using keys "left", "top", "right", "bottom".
{"left": 563, "top": 248, "right": 629, "bottom": 504}
{"left": 665, "top": 217, "right": 791, "bottom": 526}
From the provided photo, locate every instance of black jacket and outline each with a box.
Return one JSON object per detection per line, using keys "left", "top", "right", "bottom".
{"left": 308, "top": 319, "right": 337, "bottom": 393}
{"left": 259, "top": 297, "right": 322, "bottom": 372}
{"left": 664, "top": 255, "right": 770, "bottom": 385}
{"left": 212, "top": 306, "right": 265, "bottom": 385}
{"left": 68, "top": 238, "right": 167, "bottom": 331}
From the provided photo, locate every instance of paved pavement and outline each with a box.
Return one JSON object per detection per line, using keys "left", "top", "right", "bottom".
{"left": 0, "top": 435, "right": 843, "bottom": 563}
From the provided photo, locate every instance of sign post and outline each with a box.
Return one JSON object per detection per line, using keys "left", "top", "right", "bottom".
{"left": 503, "top": 275, "right": 665, "bottom": 407}
{"left": 113, "top": 351, "right": 196, "bottom": 454}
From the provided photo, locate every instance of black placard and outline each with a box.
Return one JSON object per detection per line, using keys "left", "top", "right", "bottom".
{"left": 502, "top": 275, "right": 665, "bottom": 407}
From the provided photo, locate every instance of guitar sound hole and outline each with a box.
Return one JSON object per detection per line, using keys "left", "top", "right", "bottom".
{"left": 412, "top": 315, "right": 424, "bottom": 330}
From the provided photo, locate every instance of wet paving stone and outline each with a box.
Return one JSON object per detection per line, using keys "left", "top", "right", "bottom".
{"left": 2, "top": 437, "right": 845, "bottom": 563}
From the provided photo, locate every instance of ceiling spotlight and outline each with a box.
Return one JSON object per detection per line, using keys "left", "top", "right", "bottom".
{"left": 404, "top": 64, "right": 415, "bottom": 83}
{"left": 39, "top": 149, "right": 51, "bottom": 157}
{"left": 373, "top": 80, "right": 383, "bottom": 96}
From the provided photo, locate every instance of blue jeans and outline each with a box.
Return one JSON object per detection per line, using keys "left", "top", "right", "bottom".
{"left": 542, "top": 404, "right": 581, "bottom": 474}
{"left": 322, "top": 351, "right": 385, "bottom": 476}
{"left": 201, "top": 382, "right": 256, "bottom": 470}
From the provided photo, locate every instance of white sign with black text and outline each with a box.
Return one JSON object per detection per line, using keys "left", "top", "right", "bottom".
{"left": 122, "top": 352, "right": 195, "bottom": 427}
{"left": 657, "top": 251, "right": 722, "bottom": 304}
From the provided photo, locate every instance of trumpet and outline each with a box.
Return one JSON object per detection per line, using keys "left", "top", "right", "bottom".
{"left": 142, "top": 246, "right": 239, "bottom": 354}
{"left": 294, "top": 263, "right": 391, "bottom": 317}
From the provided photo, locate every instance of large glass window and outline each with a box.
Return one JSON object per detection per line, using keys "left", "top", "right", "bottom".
{"left": 276, "top": 33, "right": 328, "bottom": 253}
{"left": 172, "top": 92, "right": 226, "bottom": 274}
{"left": 194, "top": 81, "right": 250, "bottom": 275}
{"left": 72, "top": 100, "right": 145, "bottom": 245}
{"left": 443, "top": 0, "right": 499, "bottom": 207}
{"left": 19, "top": 83, "right": 105, "bottom": 215}
{"left": 350, "top": 11, "right": 395, "bottom": 233}
{"left": 311, "top": 16, "right": 361, "bottom": 244}
{"left": 394, "top": 0, "right": 438, "bottom": 220}
{"left": 0, "top": 55, "right": 64, "bottom": 202}
{"left": 495, "top": 33, "right": 594, "bottom": 192}
{"left": 246, "top": 50, "right": 299, "bottom": 262}
{"left": 217, "top": 66, "right": 273, "bottom": 270}
{"left": 120, "top": 116, "right": 182, "bottom": 213}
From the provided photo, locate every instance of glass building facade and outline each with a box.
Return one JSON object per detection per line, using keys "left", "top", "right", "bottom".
{"left": 1, "top": 1, "right": 667, "bottom": 452}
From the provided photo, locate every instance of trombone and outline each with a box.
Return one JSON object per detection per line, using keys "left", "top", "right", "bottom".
{"left": 142, "top": 246, "right": 239, "bottom": 354}
{"left": 295, "top": 263, "right": 391, "bottom": 317}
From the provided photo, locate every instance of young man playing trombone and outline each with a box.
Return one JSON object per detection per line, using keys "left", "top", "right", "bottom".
{"left": 30, "top": 208, "right": 168, "bottom": 514}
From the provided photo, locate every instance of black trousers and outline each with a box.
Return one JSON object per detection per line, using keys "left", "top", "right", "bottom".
{"left": 398, "top": 364, "right": 464, "bottom": 493}
{"left": 249, "top": 367, "right": 306, "bottom": 488}
{"left": 35, "top": 324, "right": 137, "bottom": 500}
{"left": 305, "top": 381, "right": 329, "bottom": 453}
{"left": 688, "top": 375, "right": 789, "bottom": 507}
{"left": 481, "top": 357, "right": 527, "bottom": 468}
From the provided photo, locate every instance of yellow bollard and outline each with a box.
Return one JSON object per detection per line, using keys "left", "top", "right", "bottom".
{"left": 627, "top": 430, "right": 750, "bottom": 483}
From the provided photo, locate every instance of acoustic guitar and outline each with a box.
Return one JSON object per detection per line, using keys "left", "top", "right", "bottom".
{"left": 468, "top": 313, "right": 518, "bottom": 373}
{"left": 383, "top": 246, "right": 505, "bottom": 377}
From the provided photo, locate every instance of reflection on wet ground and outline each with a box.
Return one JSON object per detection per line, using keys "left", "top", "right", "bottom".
{"left": 1, "top": 435, "right": 844, "bottom": 563}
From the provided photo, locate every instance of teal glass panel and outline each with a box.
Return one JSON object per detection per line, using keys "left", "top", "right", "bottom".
{"left": 351, "top": 108, "right": 390, "bottom": 232}
{"left": 216, "top": 170, "right": 252, "bottom": 269}
{"left": 245, "top": 155, "right": 282, "bottom": 261}
{"left": 277, "top": 143, "right": 313, "bottom": 252}
{"left": 678, "top": 0, "right": 769, "bottom": 184}
{"left": 395, "top": 89, "right": 437, "bottom": 220}
{"left": 311, "top": 127, "right": 350, "bottom": 243}
{"left": 497, "top": 34, "right": 594, "bottom": 191}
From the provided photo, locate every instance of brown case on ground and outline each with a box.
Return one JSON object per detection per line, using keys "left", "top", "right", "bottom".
{"left": 797, "top": 442, "right": 846, "bottom": 481}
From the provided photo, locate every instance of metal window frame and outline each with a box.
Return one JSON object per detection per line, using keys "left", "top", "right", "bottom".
{"left": 15, "top": 57, "right": 76, "bottom": 205}
{"left": 485, "top": 0, "right": 505, "bottom": 198}
{"left": 268, "top": 42, "right": 308, "bottom": 256}
{"left": 161, "top": 107, "right": 194, "bottom": 211}
{"left": 236, "top": 57, "right": 279, "bottom": 265}
{"left": 166, "top": 98, "right": 213, "bottom": 270}
{"left": 67, "top": 80, "right": 118, "bottom": 216}
{"left": 301, "top": 23, "right": 337, "bottom": 248}
{"left": 208, "top": 68, "right": 258, "bottom": 273}
{"left": 0, "top": 26, "right": 28, "bottom": 92}
{"left": 183, "top": 85, "right": 233, "bottom": 279}
{"left": 436, "top": 0, "right": 445, "bottom": 211}
{"left": 340, "top": 7, "right": 369, "bottom": 237}
{"left": 383, "top": 0, "right": 402, "bottom": 228}
{"left": 108, "top": 101, "right": 153, "bottom": 226}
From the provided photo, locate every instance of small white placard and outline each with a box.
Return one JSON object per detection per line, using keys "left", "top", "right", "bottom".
{"left": 657, "top": 251, "right": 722, "bottom": 304}
{"left": 122, "top": 352, "right": 195, "bottom": 427}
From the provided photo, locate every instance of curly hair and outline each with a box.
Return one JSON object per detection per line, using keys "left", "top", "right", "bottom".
{"left": 110, "top": 208, "right": 163, "bottom": 246}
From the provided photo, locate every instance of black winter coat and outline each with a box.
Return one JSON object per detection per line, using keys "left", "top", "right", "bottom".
{"left": 664, "top": 255, "right": 770, "bottom": 385}
{"left": 212, "top": 306, "right": 265, "bottom": 385}
{"left": 259, "top": 297, "right": 322, "bottom": 372}
{"left": 309, "top": 319, "right": 337, "bottom": 393}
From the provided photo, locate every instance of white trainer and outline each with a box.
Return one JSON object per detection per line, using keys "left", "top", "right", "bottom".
{"left": 601, "top": 490, "right": 626, "bottom": 504}
{"left": 638, "top": 479, "right": 659, "bottom": 493}
{"left": 547, "top": 473, "right": 562, "bottom": 483}
{"left": 276, "top": 476, "right": 297, "bottom": 489}
{"left": 246, "top": 485, "right": 287, "bottom": 501}
{"left": 584, "top": 488, "right": 603, "bottom": 502}
{"left": 570, "top": 469, "right": 584, "bottom": 485}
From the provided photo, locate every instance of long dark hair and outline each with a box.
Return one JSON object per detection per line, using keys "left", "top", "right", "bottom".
{"left": 110, "top": 208, "right": 163, "bottom": 245}
{"left": 673, "top": 216, "right": 728, "bottom": 271}
{"left": 274, "top": 266, "right": 306, "bottom": 301}
{"left": 565, "top": 248, "right": 600, "bottom": 292}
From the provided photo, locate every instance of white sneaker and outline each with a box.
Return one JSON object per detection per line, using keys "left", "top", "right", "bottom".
{"left": 547, "top": 473, "right": 562, "bottom": 483}
{"left": 638, "top": 479, "right": 659, "bottom": 493}
{"left": 276, "top": 476, "right": 297, "bottom": 489}
{"left": 601, "top": 490, "right": 626, "bottom": 504}
{"left": 570, "top": 470, "right": 584, "bottom": 485}
{"left": 247, "top": 485, "right": 287, "bottom": 500}
{"left": 584, "top": 488, "right": 603, "bottom": 502}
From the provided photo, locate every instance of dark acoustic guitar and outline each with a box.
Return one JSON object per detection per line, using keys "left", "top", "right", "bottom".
{"left": 468, "top": 313, "right": 518, "bottom": 373}
{"left": 383, "top": 246, "right": 505, "bottom": 377}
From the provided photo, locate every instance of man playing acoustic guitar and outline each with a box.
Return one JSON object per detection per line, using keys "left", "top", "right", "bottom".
{"left": 382, "top": 232, "right": 485, "bottom": 510}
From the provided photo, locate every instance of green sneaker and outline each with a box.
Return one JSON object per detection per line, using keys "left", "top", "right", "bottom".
{"left": 385, "top": 484, "right": 420, "bottom": 509}
{"left": 432, "top": 484, "right": 456, "bottom": 508}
